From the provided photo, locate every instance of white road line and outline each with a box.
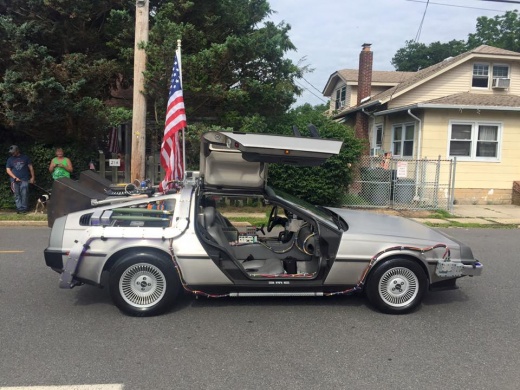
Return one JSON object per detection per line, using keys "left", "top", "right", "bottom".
{"left": 0, "top": 385, "right": 123, "bottom": 390}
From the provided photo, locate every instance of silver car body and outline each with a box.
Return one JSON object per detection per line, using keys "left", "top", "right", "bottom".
{"left": 44, "top": 131, "right": 482, "bottom": 315}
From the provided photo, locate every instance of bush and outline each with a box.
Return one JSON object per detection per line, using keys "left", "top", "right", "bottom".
{"left": 265, "top": 105, "right": 363, "bottom": 206}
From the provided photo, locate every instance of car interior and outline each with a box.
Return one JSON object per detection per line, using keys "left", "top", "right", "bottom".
{"left": 197, "top": 194, "right": 321, "bottom": 278}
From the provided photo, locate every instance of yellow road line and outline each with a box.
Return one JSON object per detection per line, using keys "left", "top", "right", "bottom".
{"left": 0, "top": 250, "right": 24, "bottom": 253}
{"left": 0, "top": 385, "right": 124, "bottom": 390}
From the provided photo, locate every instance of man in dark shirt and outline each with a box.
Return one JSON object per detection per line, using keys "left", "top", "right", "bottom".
{"left": 6, "top": 145, "right": 35, "bottom": 214}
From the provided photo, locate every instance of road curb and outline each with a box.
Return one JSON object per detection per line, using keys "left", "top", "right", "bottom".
{"left": 0, "top": 221, "right": 48, "bottom": 227}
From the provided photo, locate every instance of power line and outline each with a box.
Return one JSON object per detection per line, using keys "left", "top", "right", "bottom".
{"left": 406, "top": 0, "right": 505, "bottom": 12}
{"left": 300, "top": 75, "right": 324, "bottom": 94}
{"left": 414, "top": 0, "right": 430, "bottom": 42}
{"left": 294, "top": 79, "right": 328, "bottom": 103}
{"left": 479, "top": 0, "right": 520, "bottom": 4}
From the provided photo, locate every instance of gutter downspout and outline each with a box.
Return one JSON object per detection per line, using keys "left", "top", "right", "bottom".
{"left": 407, "top": 109, "right": 422, "bottom": 158}
{"left": 407, "top": 109, "right": 422, "bottom": 201}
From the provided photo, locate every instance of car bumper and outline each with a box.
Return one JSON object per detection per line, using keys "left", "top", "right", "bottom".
{"left": 436, "top": 259, "right": 483, "bottom": 278}
{"left": 44, "top": 248, "right": 64, "bottom": 272}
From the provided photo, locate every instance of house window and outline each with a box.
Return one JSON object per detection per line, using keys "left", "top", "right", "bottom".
{"left": 472, "top": 63, "right": 509, "bottom": 88}
{"left": 472, "top": 63, "right": 489, "bottom": 88}
{"left": 371, "top": 124, "right": 383, "bottom": 156}
{"left": 392, "top": 123, "right": 415, "bottom": 157}
{"left": 375, "top": 124, "right": 383, "bottom": 148}
{"left": 449, "top": 122, "right": 501, "bottom": 160}
{"left": 493, "top": 64, "right": 509, "bottom": 78}
{"left": 335, "top": 86, "right": 346, "bottom": 110}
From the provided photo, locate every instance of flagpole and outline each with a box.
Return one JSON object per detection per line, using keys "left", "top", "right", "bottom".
{"left": 176, "top": 39, "right": 186, "bottom": 183}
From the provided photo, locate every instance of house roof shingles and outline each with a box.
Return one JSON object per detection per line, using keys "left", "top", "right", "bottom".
{"left": 334, "top": 45, "right": 520, "bottom": 117}
{"left": 337, "top": 69, "right": 414, "bottom": 84}
{"left": 424, "top": 92, "right": 520, "bottom": 108}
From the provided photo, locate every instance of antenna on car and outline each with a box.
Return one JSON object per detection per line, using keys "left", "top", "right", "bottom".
{"left": 308, "top": 123, "right": 320, "bottom": 138}
{"left": 292, "top": 125, "right": 301, "bottom": 137}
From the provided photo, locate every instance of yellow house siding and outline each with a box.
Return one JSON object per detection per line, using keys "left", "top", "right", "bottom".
{"left": 380, "top": 113, "right": 420, "bottom": 157}
{"left": 349, "top": 87, "right": 357, "bottom": 107}
{"left": 420, "top": 109, "right": 520, "bottom": 191}
{"left": 507, "top": 62, "right": 520, "bottom": 94}
{"left": 350, "top": 86, "right": 390, "bottom": 108}
{"left": 390, "top": 63, "right": 472, "bottom": 107}
{"left": 389, "top": 60, "right": 520, "bottom": 108}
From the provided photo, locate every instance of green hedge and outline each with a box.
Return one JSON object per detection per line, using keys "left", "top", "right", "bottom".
{"left": 265, "top": 105, "right": 363, "bottom": 206}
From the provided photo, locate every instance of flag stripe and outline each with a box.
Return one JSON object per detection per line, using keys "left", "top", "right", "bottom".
{"left": 159, "top": 53, "right": 186, "bottom": 193}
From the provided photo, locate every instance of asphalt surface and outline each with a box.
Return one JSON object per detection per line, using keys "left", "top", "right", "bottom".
{"left": 0, "top": 227, "right": 518, "bottom": 390}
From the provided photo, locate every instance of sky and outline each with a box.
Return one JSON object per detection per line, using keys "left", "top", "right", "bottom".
{"left": 267, "top": 0, "right": 516, "bottom": 106}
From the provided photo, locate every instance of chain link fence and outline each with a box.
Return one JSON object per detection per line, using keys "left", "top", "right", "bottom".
{"left": 343, "top": 156, "right": 457, "bottom": 211}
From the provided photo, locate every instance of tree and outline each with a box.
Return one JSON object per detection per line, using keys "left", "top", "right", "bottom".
{"left": 391, "top": 40, "right": 467, "bottom": 71}
{"left": 0, "top": 0, "right": 303, "bottom": 148}
{"left": 467, "top": 10, "right": 520, "bottom": 52}
{"left": 266, "top": 104, "right": 363, "bottom": 206}
{"left": 145, "top": 0, "right": 303, "bottom": 131}
{"left": 391, "top": 11, "right": 520, "bottom": 71}
{"left": 0, "top": 0, "right": 135, "bottom": 144}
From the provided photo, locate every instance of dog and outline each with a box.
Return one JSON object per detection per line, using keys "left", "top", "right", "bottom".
{"left": 35, "top": 194, "right": 50, "bottom": 214}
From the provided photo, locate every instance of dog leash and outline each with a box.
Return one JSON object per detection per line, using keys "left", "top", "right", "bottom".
{"left": 30, "top": 182, "right": 51, "bottom": 195}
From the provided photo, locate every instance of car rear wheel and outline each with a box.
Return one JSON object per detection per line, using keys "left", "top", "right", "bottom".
{"left": 109, "top": 252, "right": 181, "bottom": 317}
{"left": 365, "top": 258, "right": 427, "bottom": 314}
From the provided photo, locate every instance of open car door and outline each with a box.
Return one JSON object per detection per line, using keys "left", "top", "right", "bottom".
{"left": 200, "top": 131, "right": 343, "bottom": 190}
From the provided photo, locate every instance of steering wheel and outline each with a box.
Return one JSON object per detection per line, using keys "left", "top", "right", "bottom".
{"left": 267, "top": 206, "right": 288, "bottom": 232}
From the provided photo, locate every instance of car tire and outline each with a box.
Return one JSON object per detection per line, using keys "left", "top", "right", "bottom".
{"left": 108, "top": 251, "right": 181, "bottom": 317}
{"left": 365, "top": 258, "right": 427, "bottom": 314}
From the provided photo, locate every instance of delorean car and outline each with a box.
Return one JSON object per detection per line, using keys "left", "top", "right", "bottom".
{"left": 44, "top": 131, "right": 482, "bottom": 316}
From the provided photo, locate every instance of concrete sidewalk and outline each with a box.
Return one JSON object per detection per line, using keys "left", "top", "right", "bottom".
{"left": 450, "top": 204, "right": 520, "bottom": 225}
{"left": 411, "top": 204, "right": 520, "bottom": 226}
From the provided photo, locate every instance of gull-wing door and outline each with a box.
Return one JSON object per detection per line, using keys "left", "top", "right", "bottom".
{"left": 200, "top": 131, "right": 343, "bottom": 190}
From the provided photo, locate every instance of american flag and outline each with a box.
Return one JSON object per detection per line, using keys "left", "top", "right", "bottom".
{"left": 159, "top": 54, "right": 187, "bottom": 192}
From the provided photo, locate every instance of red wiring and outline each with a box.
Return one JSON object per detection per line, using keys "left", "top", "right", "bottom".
{"left": 324, "top": 243, "right": 450, "bottom": 297}
{"left": 168, "top": 240, "right": 451, "bottom": 299}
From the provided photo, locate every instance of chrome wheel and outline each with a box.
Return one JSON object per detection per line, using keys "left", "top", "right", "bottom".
{"left": 119, "top": 263, "right": 167, "bottom": 308}
{"left": 378, "top": 267, "right": 419, "bottom": 307}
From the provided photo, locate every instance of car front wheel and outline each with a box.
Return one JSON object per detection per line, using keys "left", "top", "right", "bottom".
{"left": 365, "top": 258, "right": 427, "bottom": 314}
{"left": 109, "top": 251, "right": 181, "bottom": 317}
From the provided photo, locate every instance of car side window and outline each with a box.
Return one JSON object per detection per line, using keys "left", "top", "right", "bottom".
{"left": 81, "top": 200, "right": 176, "bottom": 228}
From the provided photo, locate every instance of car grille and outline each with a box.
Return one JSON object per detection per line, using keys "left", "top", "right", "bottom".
{"left": 79, "top": 213, "right": 93, "bottom": 226}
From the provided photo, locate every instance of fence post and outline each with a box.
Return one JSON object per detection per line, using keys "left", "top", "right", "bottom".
{"left": 434, "top": 156, "right": 441, "bottom": 209}
{"left": 449, "top": 157, "right": 457, "bottom": 213}
{"left": 99, "top": 151, "right": 106, "bottom": 178}
{"left": 109, "top": 153, "right": 118, "bottom": 183}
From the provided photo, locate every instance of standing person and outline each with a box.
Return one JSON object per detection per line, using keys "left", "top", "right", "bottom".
{"left": 49, "top": 147, "right": 73, "bottom": 180}
{"left": 6, "top": 145, "right": 35, "bottom": 214}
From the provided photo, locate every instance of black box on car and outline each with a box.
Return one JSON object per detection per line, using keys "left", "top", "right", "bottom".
{"left": 47, "top": 177, "right": 107, "bottom": 227}
{"left": 78, "top": 170, "right": 113, "bottom": 193}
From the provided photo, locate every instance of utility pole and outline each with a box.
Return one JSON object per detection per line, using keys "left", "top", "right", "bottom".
{"left": 131, "top": 0, "right": 149, "bottom": 181}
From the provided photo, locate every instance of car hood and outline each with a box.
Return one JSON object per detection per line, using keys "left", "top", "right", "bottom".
{"left": 327, "top": 207, "right": 456, "bottom": 244}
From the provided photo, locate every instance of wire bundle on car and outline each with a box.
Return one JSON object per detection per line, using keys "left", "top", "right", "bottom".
{"left": 167, "top": 237, "right": 451, "bottom": 299}
{"left": 324, "top": 243, "right": 451, "bottom": 297}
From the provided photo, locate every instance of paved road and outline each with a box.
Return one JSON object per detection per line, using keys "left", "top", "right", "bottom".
{"left": 0, "top": 227, "right": 518, "bottom": 390}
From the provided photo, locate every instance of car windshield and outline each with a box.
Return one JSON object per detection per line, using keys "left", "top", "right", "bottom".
{"left": 271, "top": 187, "right": 340, "bottom": 229}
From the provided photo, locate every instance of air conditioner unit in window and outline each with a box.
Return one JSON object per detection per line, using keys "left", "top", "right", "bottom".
{"left": 492, "top": 77, "right": 510, "bottom": 89}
